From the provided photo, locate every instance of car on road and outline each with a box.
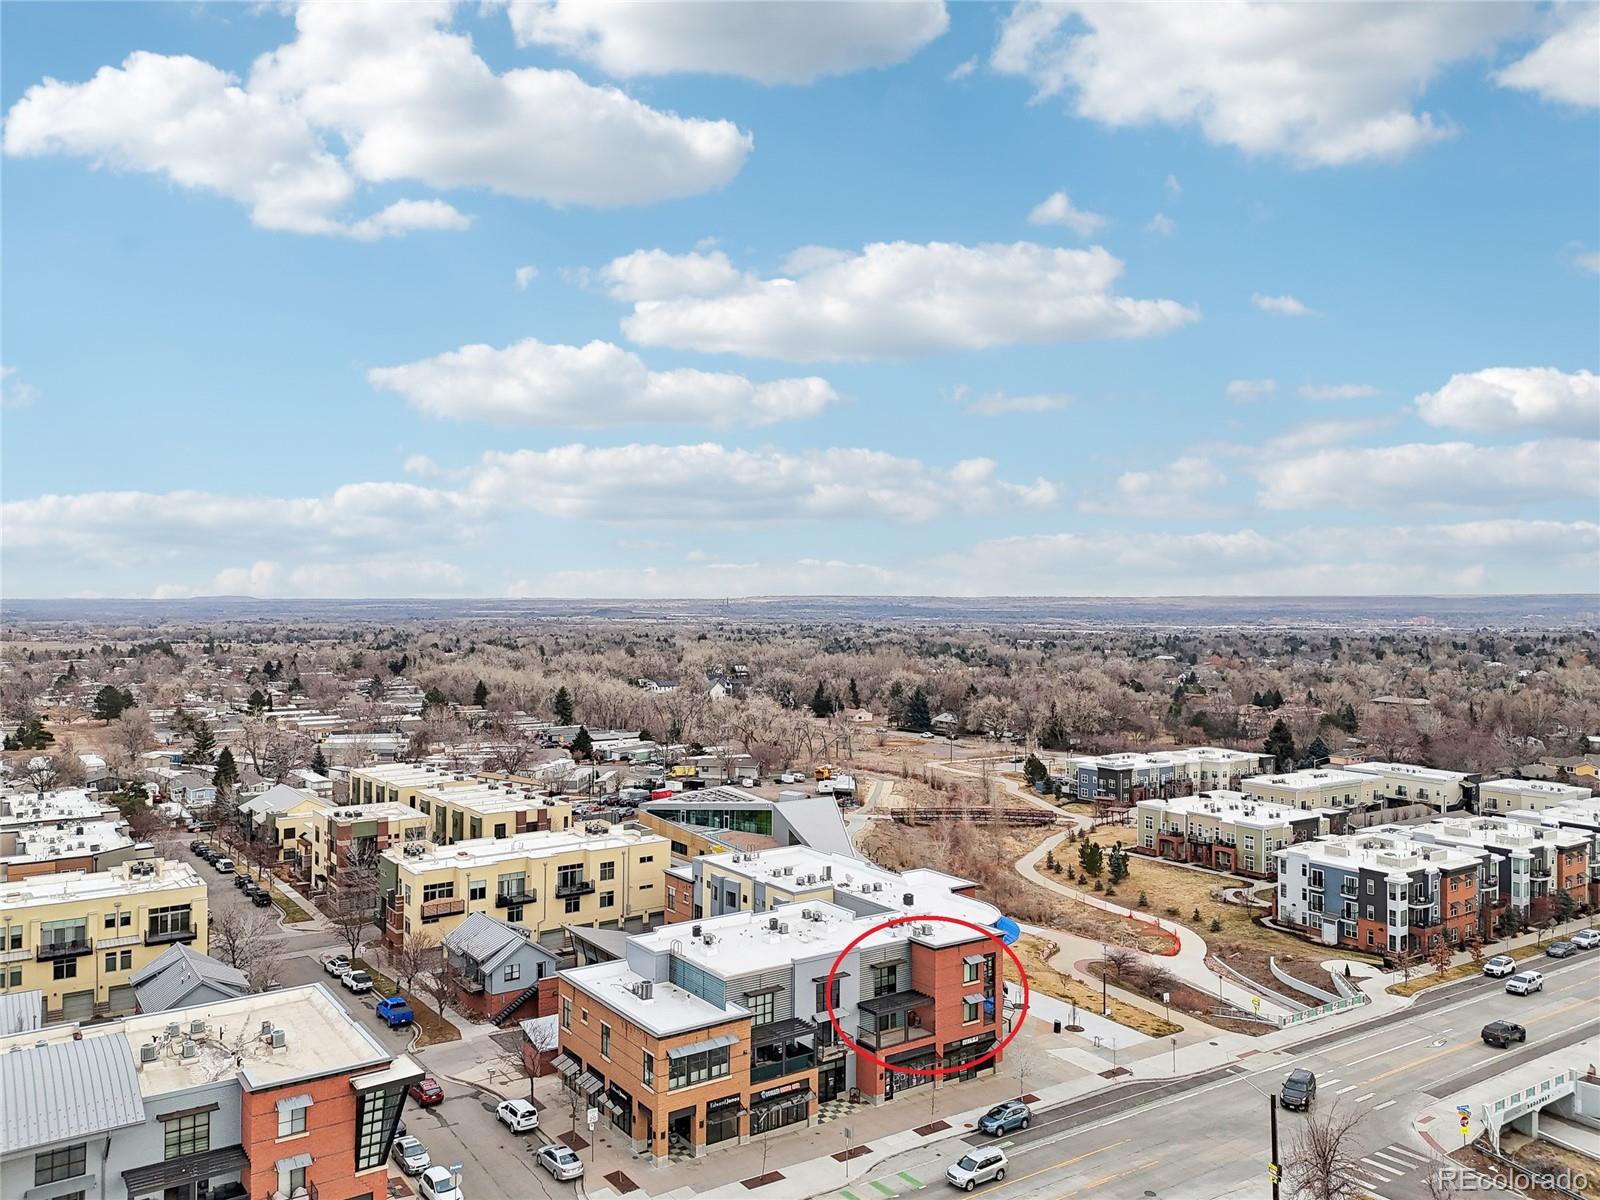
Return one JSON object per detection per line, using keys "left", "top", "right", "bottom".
{"left": 1571, "top": 929, "right": 1600, "bottom": 950}
{"left": 1279, "top": 1069, "right": 1317, "bottom": 1112}
{"left": 1481, "top": 955, "right": 1517, "bottom": 977}
{"left": 1481, "top": 1021, "right": 1527, "bottom": 1048}
{"left": 1546, "top": 941, "right": 1578, "bottom": 959}
{"left": 409, "top": 1077, "right": 445, "bottom": 1106}
{"left": 234, "top": 873, "right": 251, "bottom": 889}
{"left": 535, "top": 1144, "right": 584, "bottom": 1182}
{"left": 322, "top": 953, "right": 351, "bottom": 977}
{"left": 213, "top": 857, "right": 234, "bottom": 873}
{"left": 341, "top": 969, "right": 373, "bottom": 994}
{"left": 1505, "top": 970, "right": 1545, "bottom": 995}
{"left": 418, "top": 1166, "right": 461, "bottom": 1200}
{"left": 249, "top": 889, "right": 273, "bottom": 907}
{"left": 189, "top": 840, "right": 206, "bottom": 854}
{"left": 977, "top": 1101, "right": 1031, "bottom": 1135}
{"left": 946, "top": 1147, "right": 1007, "bottom": 1191}
{"left": 376, "top": 995, "right": 416, "bottom": 1027}
{"left": 391, "top": 1135, "right": 431, "bottom": 1175}
{"left": 495, "top": 1098, "right": 539, "bottom": 1133}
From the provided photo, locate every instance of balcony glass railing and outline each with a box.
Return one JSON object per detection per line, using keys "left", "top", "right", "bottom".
{"left": 751, "top": 1053, "right": 815, "bottom": 1082}
{"left": 855, "top": 1025, "right": 923, "bottom": 1049}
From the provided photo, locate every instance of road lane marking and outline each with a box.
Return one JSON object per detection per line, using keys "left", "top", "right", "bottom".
{"left": 1359, "top": 1159, "right": 1398, "bottom": 1180}
{"left": 1346, "top": 1034, "right": 1433, "bottom": 1065}
{"left": 1336, "top": 1085, "right": 1357, "bottom": 1095}
{"left": 1387, "top": 1146, "right": 1427, "bottom": 1164}
{"left": 896, "top": 1172, "right": 922, "bottom": 1188}
{"left": 869, "top": 1181, "right": 897, "bottom": 1196}
{"left": 1370, "top": 1152, "right": 1411, "bottom": 1170}
{"left": 1082, "top": 1160, "right": 1163, "bottom": 1192}
{"left": 985, "top": 1140, "right": 1127, "bottom": 1191}
{"left": 1354, "top": 1092, "right": 1376, "bottom": 1102}
{"left": 1374, "top": 1099, "right": 1397, "bottom": 1111}
{"left": 1363, "top": 1040, "right": 1470, "bottom": 1084}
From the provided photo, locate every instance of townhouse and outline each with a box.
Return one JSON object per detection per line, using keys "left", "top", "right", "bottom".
{"left": 638, "top": 785, "right": 854, "bottom": 861}
{"left": 1477, "top": 777, "right": 1593, "bottom": 814}
{"left": 0, "top": 859, "right": 207, "bottom": 1021}
{"left": 344, "top": 764, "right": 575, "bottom": 843}
{"left": 1241, "top": 768, "right": 1378, "bottom": 812}
{"left": 378, "top": 825, "right": 669, "bottom": 947}
{"left": 1133, "top": 791, "right": 1340, "bottom": 877}
{"left": 440, "top": 911, "right": 562, "bottom": 1025}
{"left": 1500, "top": 798, "right": 1600, "bottom": 908}
{"left": 0, "top": 983, "right": 422, "bottom": 1200}
{"left": 1343, "top": 761, "right": 1478, "bottom": 813}
{"left": 1069, "top": 746, "right": 1274, "bottom": 801}
{"left": 556, "top": 847, "right": 1014, "bottom": 1163}
{"left": 302, "top": 802, "right": 431, "bottom": 890}
{"left": 1274, "top": 831, "right": 1484, "bottom": 956}
{"left": 238, "top": 784, "right": 326, "bottom": 868}
{"left": 1403, "top": 816, "right": 1590, "bottom": 926}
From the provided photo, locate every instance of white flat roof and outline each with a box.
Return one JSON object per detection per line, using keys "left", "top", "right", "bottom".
{"left": 3, "top": 821, "right": 135, "bottom": 864}
{"left": 389, "top": 825, "right": 665, "bottom": 875}
{"left": 1244, "top": 769, "right": 1372, "bottom": 790}
{"left": 1412, "top": 817, "right": 1589, "bottom": 852}
{"left": 1140, "top": 791, "right": 1326, "bottom": 826}
{"left": 1345, "top": 762, "right": 1470, "bottom": 784}
{"left": 1480, "top": 778, "right": 1591, "bottom": 797}
{"left": 1077, "top": 746, "right": 1265, "bottom": 770}
{"left": 0, "top": 789, "right": 115, "bottom": 826}
{"left": 563, "top": 959, "right": 746, "bottom": 1037}
{"left": 1288, "top": 831, "right": 1483, "bottom": 874}
{"left": 416, "top": 782, "right": 564, "bottom": 815}
{"left": 0, "top": 859, "right": 201, "bottom": 909}
{"left": 1502, "top": 801, "right": 1600, "bottom": 830}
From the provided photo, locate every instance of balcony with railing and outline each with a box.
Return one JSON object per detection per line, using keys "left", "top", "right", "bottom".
{"left": 495, "top": 885, "right": 537, "bottom": 908}
{"left": 553, "top": 877, "right": 595, "bottom": 899}
{"left": 145, "top": 924, "right": 197, "bottom": 946}
{"left": 855, "top": 988, "right": 933, "bottom": 1049}
{"left": 422, "top": 896, "right": 466, "bottom": 918}
{"left": 37, "top": 938, "right": 92, "bottom": 961}
{"left": 751, "top": 1051, "right": 815, "bottom": 1083}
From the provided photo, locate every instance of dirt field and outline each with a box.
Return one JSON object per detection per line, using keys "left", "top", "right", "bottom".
{"left": 1013, "top": 935, "right": 1183, "bottom": 1038}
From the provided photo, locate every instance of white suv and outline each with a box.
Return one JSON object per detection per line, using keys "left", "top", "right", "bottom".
{"left": 1481, "top": 954, "right": 1517, "bottom": 977}
{"left": 947, "top": 1147, "right": 1008, "bottom": 1191}
{"left": 1505, "top": 970, "right": 1544, "bottom": 995}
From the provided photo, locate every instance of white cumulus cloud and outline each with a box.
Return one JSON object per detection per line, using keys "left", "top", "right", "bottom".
{"left": 1415, "top": 367, "right": 1600, "bottom": 436}
{"left": 1079, "top": 456, "right": 1229, "bottom": 517}
{"left": 955, "top": 386, "right": 1071, "bottom": 416}
{"left": 1226, "top": 378, "right": 1277, "bottom": 401}
{"left": 604, "top": 241, "right": 1198, "bottom": 361}
{"left": 1144, "top": 213, "right": 1177, "bottom": 236}
{"left": 991, "top": 2, "right": 1521, "bottom": 166}
{"left": 1253, "top": 293, "right": 1314, "bottom": 317}
{"left": 1026, "top": 190, "right": 1107, "bottom": 236}
{"left": 515, "top": 265, "right": 539, "bottom": 289}
{"left": 506, "top": 0, "right": 948, "bottom": 84}
{"left": 369, "top": 337, "right": 839, "bottom": 428}
{"left": 1495, "top": 4, "right": 1600, "bottom": 109}
{"left": 1, "top": 365, "right": 38, "bottom": 410}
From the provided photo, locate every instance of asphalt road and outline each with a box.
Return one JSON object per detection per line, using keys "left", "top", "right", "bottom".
{"left": 822, "top": 952, "right": 1600, "bottom": 1200}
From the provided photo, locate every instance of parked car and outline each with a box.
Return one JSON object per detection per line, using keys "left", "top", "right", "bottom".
{"left": 495, "top": 1099, "right": 539, "bottom": 1133}
{"left": 249, "top": 889, "right": 273, "bottom": 908}
{"left": 189, "top": 840, "right": 206, "bottom": 854}
{"left": 341, "top": 969, "right": 374, "bottom": 994}
{"left": 409, "top": 1077, "right": 445, "bottom": 1106}
{"left": 1546, "top": 941, "right": 1578, "bottom": 959}
{"left": 418, "top": 1166, "right": 461, "bottom": 1200}
{"left": 213, "top": 857, "right": 235, "bottom": 874}
{"left": 946, "top": 1147, "right": 1007, "bottom": 1191}
{"left": 233, "top": 873, "right": 251, "bottom": 889}
{"left": 535, "top": 1144, "right": 583, "bottom": 1182}
{"left": 376, "top": 995, "right": 416, "bottom": 1028}
{"left": 391, "top": 1136, "right": 431, "bottom": 1175}
{"left": 1481, "top": 1021, "right": 1527, "bottom": 1048}
{"left": 977, "top": 1101, "right": 1031, "bottom": 1136}
{"left": 1505, "top": 970, "right": 1545, "bottom": 995}
{"left": 322, "top": 953, "right": 351, "bottom": 977}
{"left": 1481, "top": 955, "right": 1517, "bottom": 977}
{"left": 1571, "top": 929, "right": 1600, "bottom": 950}
{"left": 1279, "top": 1070, "right": 1317, "bottom": 1112}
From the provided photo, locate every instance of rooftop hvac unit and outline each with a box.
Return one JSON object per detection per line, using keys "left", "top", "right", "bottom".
{"left": 778, "top": 922, "right": 789, "bottom": 934}
{"left": 768, "top": 917, "right": 779, "bottom": 931}
{"left": 271, "top": 1029, "right": 287, "bottom": 1048}
{"left": 691, "top": 924, "right": 702, "bottom": 937}
{"left": 189, "top": 1019, "right": 206, "bottom": 1035}
{"left": 634, "top": 980, "right": 653, "bottom": 1001}
{"left": 181, "top": 1040, "right": 198, "bottom": 1059}
{"left": 165, "top": 1022, "right": 181, "bottom": 1039}
{"left": 702, "top": 934, "right": 716, "bottom": 946}
{"left": 260, "top": 1020, "right": 274, "bottom": 1038}
{"left": 903, "top": 892, "right": 915, "bottom": 907}
{"left": 823, "top": 866, "right": 833, "bottom": 880}
{"left": 140, "top": 1042, "right": 160, "bottom": 1064}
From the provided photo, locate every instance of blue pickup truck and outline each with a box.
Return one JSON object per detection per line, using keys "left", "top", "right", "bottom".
{"left": 375, "top": 995, "right": 415, "bottom": 1028}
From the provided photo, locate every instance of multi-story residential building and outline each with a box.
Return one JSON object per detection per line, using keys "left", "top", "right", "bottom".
{"left": 238, "top": 783, "right": 325, "bottom": 868}
{"left": 638, "top": 786, "right": 853, "bottom": 860}
{"left": 0, "top": 788, "right": 119, "bottom": 839}
{"left": 1343, "top": 762, "right": 1478, "bottom": 812}
{"left": 1402, "top": 816, "right": 1590, "bottom": 925}
{"left": 1133, "top": 792, "right": 1340, "bottom": 877}
{"left": 440, "top": 911, "right": 562, "bottom": 1025}
{"left": 1241, "top": 768, "right": 1378, "bottom": 812}
{"left": 413, "top": 781, "right": 574, "bottom": 845}
{"left": 0, "top": 859, "right": 208, "bottom": 1021}
{"left": 1477, "top": 777, "right": 1593, "bottom": 814}
{"left": 0, "top": 819, "right": 144, "bottom": 882}
{"left": 1069, "top": 747, "right": 1274, "bottom": 801}
{"left": 302, "top": 802, "right": 431, "bottom": 890}
{"left": 1274, "top": 831, "right": 1484, "bottom": 956}
{"left": 1500, "top": 799, "right": 1600, "bottom": 908}
{"left": 378, "top": 826, "right": 668, "bottom": 947}
{"left": 0, "top": 983, "right": 422, "bottom": 1200}
{"left": 556, "top": 847, "right": 1013, "bottom": 1163}
{"left": 345, "top": 763, "right": 477, "bottom": 809}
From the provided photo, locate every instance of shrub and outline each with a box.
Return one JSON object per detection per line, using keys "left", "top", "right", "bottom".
{"left": 1137, "top": 892, "right": 1150, "bottom": 909}
{"left": 1209, "top": 917, "right": 1223, "bottom": 933}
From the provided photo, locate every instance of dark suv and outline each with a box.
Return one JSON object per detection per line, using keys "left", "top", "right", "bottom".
{"left": 1280, "top": 1070, "right": 1317, "bottom": 1112}
{"left": 1481, "top": 1021, "right": 1526, "bottom": 1048}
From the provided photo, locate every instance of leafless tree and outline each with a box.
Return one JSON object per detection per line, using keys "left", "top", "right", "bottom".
{"left": 1103, "top": 945, "right": 1139, "bottom": 981}
{"left": 209, "top": 908, "right": 284, "bottom": 991}
{"left": 376, "top": 930, "right": 439, "bottom": 994}
{"left": 324, "top": 852, "right": 380, "bottom": 960}
{"left": 1282, "top": 1103, "right": 1367, "bottom": 1200}
{"left": 414, "top": 940, "right": 451, "bottom": 1017}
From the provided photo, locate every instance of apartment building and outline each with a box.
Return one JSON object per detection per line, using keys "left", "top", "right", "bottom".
{"left": 1402, "top": 816, "right": 1590, "bottom": 925}
{"left": 378, "top": 826, "right": 668, "bottom": 947}
{"left": 1344, "top": 762, "right": 1478, "bottom": 812}
{"left": 0, "top": 983, "right": 422, "bottom": 1200}
{"left": 440, "top": 911, "right": 561, "bottom": 1025}
{"left": 302, "top": 802, "right": 431, "bottom": 890}
{"left": 1069, "top": 747, "right": 1274, "bottom": 801}
{"left": 556, "top": 847, "right": 1013, "bottom": 1163}
{"left": 1134, "top": 791, "right": 1340, "bottom": 877}
{"left": 0, "top": 819, "right": 143, "bottom": 882}
{"left": 1274, "top": 831, "right": 1484, "bottom": 956}
{"left": 638, "top": 786, "right": 854, "bottom": 860}
{"left": 345, "top": 762, "right": 477, "bottom": 808}
{"left": 0, "top": 859, "right": 208, "bottom": 1021}
{"left": 0, "top": 788, "right": 119, "bottom": 838}
{"left": 1501, "top": 799, "right": 1600, "bottom": 907}
{"left": 414, "top": 781, "right": 574, "bottom": 845}
{"left": 238, "top": 783, "right": 325, "bottom": 868}
{"left": 1477, "top": 777, "right": 1593, "bottom": 814}
{"left": 1241, "top": 768, "right": 1378, "bottom": 812}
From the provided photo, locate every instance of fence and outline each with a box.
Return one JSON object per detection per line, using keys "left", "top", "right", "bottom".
{"left": 1278, "top": 993, "right": 1371, "bottom": 1028}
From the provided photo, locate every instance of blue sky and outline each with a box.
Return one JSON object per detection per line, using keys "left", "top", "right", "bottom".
{"left": 2, "top": 1, "right": 1597, "bottom": 598}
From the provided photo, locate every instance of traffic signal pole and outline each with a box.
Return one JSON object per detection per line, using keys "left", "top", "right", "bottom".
{"left": 1269, "top": 1094, "right": 1281, "bottom": 1200}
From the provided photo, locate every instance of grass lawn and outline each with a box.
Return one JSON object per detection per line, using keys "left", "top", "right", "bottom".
{"left": 267, "top": 882, "right": 312, "bottom": 924}
{"left": 353, "top": 959, "right": 460, "bottom": 1047}
{"left": 1387, "top": 943, "right": 1549, "bottom": 998}
{"left": 1013, "top": 934, "right": 1183, "bottom": 1038}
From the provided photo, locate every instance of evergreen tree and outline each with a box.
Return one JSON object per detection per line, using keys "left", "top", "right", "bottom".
{"left": 848, "top": 678, "right": 862, "bottom": 709}
{"left": 1264, "top": 719, "right": 1297, "bottom": 771}
{"left": 638, "top": 728, "right": 655, "bottom": 744}
{"left": 247, "top": 689, "right": 267, "bottom": 714}
{"left": 189, "top": 721, "right": 216, "bottom": 766}
{"left": 4, "top": 715, "right": 54, "bottom": 751}
{"left": 1082, "top": 842, "right": 1105, "bottom": 879}
{"left": 571, "top": 726, "right": 594, "bottom": 760}
{"left": 473, "top": 679, "right": 489, "bottom": 707}
{"left": 310, "top": 746, "right": 329, "bottom": 776}
{"left": 93, "top": 684, "right": 135, "bottom": 722}
{"left": 903, "top": 687, "right": 932, "bottom": 732}
{"left": 1301, "top": 735, "right": 1331, "bottom": 767}
{"left": 212, "top": 747, "right": 238, "bottom": 795}
{"left": 1022, "top": 754, "right": 1049, "bottom": 788}
{"left": 367, "top": 674, "right": 385, "bottom": 701}
{"left": 810, "top": 681, "right": 833, "bottom": 718}
{"left": 553, "top": 686, "right": 575, "bottom": 725}
{"left": 1108, "top": 844, "right": 1129, "bottom": 885}
{"left": 423, "top": 686, "right": 447, "bottom": 707}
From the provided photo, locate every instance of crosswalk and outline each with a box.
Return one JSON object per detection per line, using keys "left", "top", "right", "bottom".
{"left": 1347, "top": 1141, "right": 1434, "bottom": 1190}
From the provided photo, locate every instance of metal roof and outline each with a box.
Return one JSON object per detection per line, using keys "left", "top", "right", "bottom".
{"left": 1, "top": 1034, "right": 146, "bottom": 1154}
{"left": 442, "top": 911, "right": 549, "bottom": 973}
{"left": 131, "top": 944, "right": 249, "bottom": 1013}
{"left": 0, "top": 989, "right": 44, "bottom": 1036}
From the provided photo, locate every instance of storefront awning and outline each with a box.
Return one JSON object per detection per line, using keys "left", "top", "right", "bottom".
{"left": 596, "top": 1093, "right": 623, "bottom": 1115}
{"left": 575, "top": 1073, "right": 605, "bottom": 1096}
{"left": 962, "top": 993, "right": 986, "bottom": 1005}
{"left": 550, "top": 1053, "right": 579, "bottom": 1077}
{"left": 857, "top": 990, "right": 932, "bottom": 1018}
{"left": 667, "top": 1033, "right": 738, "bottom": 1059}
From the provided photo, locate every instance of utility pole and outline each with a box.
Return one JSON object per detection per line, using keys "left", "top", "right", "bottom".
{"left": 1100, "top": 943, "right": 1109, "bottom": 1015}
{"left": 1268, "top": 1094, "right": 1281, "bottom": 1200}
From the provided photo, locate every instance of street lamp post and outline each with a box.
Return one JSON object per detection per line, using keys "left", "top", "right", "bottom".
{"left": 1100, "top": 942, "right": 1109, "bottom": 1015}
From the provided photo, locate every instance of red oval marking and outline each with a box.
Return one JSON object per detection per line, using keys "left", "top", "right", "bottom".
{"left": 823, "top": 914, "right": 1030, "bottom": 1079}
